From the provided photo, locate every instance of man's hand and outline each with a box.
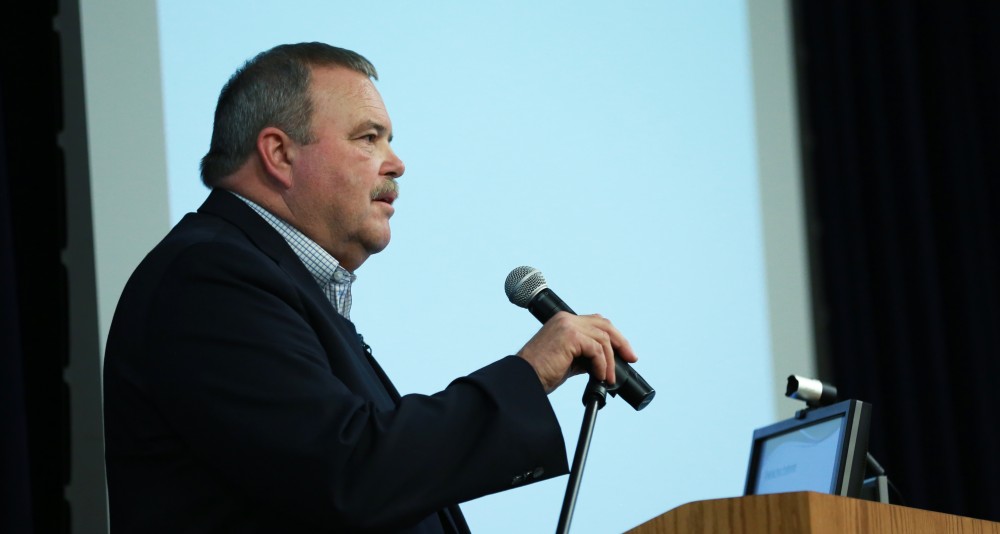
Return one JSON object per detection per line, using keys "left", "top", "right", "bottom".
{"left": 516, "top": 312, "right": 638, "bottom": 393}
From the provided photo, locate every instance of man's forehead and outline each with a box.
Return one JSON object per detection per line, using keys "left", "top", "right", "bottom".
{"left": 309, "top": 66, "right": 391, "bottom": 124}
{"left": 310, "top": 66, "right": 382, "bottom": 104}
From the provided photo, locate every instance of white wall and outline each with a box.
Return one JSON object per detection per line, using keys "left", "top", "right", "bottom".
{"left": 80, "top": 0, "right": 170, "bottom": 348}
{"left": 748, "top": 0, "right": 817, "bottom": 412}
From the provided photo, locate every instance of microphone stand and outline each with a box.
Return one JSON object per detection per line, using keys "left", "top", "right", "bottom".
{"left": 556, "top": 379, "right": 609, "bottom": 534}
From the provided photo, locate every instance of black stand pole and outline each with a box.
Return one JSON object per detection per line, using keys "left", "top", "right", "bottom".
{"left": 555, "top": 380, "right": 608, "bottom": 534}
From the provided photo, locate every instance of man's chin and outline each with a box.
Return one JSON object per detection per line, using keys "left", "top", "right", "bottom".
{"left": 364, "top": 232, "right": 391, "bottom": 256}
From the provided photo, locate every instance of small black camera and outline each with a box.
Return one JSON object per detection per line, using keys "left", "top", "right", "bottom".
{"left": 785, "top": 375, "right": 839, "bottom": 407}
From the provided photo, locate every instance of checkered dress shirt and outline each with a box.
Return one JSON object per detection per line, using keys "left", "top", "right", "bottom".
{"left": 232, "top": 192, "right": 356, "bottom": 320}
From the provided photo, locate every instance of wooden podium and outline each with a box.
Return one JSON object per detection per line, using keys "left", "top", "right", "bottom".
{"left": 625, "top": 492, "right": 1000, "bottom": 533}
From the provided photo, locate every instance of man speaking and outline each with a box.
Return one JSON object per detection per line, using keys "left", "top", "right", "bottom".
{"left": 103, "top": 42, "right": 637, "bottom": 533}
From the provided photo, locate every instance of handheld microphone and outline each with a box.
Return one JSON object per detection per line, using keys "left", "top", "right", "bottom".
{"left": 504, "top": 266, "right": 655, "bottom": 411}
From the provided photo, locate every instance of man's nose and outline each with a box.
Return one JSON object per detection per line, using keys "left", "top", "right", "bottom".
{"left": 383, "top": 147, "right": 405, "bottom": 178}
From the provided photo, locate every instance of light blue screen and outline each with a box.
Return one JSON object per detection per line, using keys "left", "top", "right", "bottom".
{"left": 753, "top": 416, "right": 844, "bottom": 495}
{"left": 157, "top": 2, "right": 775, "bottom": 532}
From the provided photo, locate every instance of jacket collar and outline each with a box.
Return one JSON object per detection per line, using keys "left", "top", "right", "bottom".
{"left": 197, "top": 188, "right": 297, "bottom": 266}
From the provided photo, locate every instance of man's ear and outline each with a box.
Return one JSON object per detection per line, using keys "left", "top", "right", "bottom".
{"left": 256, "top": 126, "right": 296, "bottom": 189}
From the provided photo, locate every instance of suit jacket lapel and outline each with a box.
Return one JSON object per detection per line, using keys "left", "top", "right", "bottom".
{"left": 196, "top": 189, "right": 396, "bottom": 407}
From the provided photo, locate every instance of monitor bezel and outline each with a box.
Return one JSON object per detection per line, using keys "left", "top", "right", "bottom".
{"left": 744, "top": 399, "right": 872, "bottom": 498}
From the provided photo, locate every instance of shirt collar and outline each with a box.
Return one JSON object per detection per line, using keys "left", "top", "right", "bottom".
{"left": 230, "top": 191, "right": 356, "bottom": 319}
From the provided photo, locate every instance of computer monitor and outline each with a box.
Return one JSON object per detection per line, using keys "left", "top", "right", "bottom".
{"left": 744, "top": 399, "right": 871, "bottom": 498}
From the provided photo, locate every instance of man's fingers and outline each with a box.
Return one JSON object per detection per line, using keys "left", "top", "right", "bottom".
{"left": 518, "top": 311, "right": 638, "bottom": 393}
{"left": 578, "top": 314, "right": 639, "bottom": 384}
{"left": 584, "top": 314, "right": 638, "bottom": 363}
{"left": 584, "top": 325, "right": 615, "bottom": 384}
{"left": 586, "top": 336, "right": 609, "bottom": 383}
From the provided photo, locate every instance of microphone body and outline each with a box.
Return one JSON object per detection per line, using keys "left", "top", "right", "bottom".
{"left": 506, "top": 267, "right": 655, "bottom": 411}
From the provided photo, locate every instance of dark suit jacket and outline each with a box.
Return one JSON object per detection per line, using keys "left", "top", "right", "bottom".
{"left": 103, "top": 189, "right": 569, "bottom": 533}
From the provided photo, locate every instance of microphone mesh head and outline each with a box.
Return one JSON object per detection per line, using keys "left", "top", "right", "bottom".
{"left": 505, "top": 266, "right": 548, "bottom": 308}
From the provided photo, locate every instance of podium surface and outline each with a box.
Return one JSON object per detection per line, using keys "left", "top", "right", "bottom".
{"left": 626, "top": 491, "right": 1000, "bottom": 534}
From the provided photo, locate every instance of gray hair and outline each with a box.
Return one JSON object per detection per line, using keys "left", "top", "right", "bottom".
{"left": 200, "top": 42, "right": 378, "bottom": 186}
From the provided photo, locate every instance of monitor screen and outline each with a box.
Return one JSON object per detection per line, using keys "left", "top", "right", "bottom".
{"left": 753, "top": 414, "right": 844, "bottom": 494}
{"left": 745, "top": 399, "right": 871, "bottom": 497}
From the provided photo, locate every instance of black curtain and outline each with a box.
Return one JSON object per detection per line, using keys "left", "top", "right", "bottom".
{"left": 794, "top": 1, "right": 999, "bottom": 522}
{"left": 1, "top": 78, "right": 34, "bottom": 534}
{"left": 2, "top": 2, "right": 71, "bottom": 533}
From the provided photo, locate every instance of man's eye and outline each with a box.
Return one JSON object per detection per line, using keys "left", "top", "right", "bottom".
{"left": 363, "top": 134, "right": 377, "bottom": 142}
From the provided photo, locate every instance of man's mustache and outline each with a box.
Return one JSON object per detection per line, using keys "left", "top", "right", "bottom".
{"left": 370, "top": 179, "right": 399, "bottom": 201}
